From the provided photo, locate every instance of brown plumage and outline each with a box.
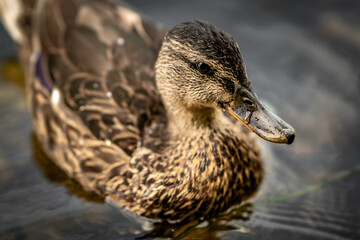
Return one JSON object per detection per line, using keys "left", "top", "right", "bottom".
{"left": 0, "top": 0, "right": 295, "bottom": 221}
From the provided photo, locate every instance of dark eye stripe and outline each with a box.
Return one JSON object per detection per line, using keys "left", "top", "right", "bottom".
{"left": 171, "top": 51, "right": 195, "bottom": 69}
{"left": 170, "top": 49, "right": 217, "bottom": 76}
{"left": 174, "top": 53, "right": 214, "bottom": 75}
{"left": 219, "top": 78, "right": 235, "bottom": 94}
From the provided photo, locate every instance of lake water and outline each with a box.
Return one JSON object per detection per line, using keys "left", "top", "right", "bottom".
{"left": 0, "top": 0, "right": 359, "bottom": 239}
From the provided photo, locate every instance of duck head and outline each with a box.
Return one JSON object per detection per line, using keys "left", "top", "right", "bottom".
{"left": 155, "top": 21, "right": 295, "bottom": 144}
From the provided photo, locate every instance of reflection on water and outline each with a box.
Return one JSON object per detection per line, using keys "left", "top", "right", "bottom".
{"left": 1, "top": 0, "right": 360, "bottom": 239}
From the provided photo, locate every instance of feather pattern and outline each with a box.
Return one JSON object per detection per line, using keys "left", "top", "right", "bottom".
{"left": 1, "top": 0, "right": 264, "bottom": 221}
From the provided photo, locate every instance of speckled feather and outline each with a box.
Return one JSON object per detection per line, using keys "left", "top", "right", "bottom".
{"left": 4, "top": 0, "right": 263, "bottom": 221}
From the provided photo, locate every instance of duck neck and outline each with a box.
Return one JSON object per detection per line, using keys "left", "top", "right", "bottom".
{"left": 165, "top": 102, "right": 220, "bottom": 137}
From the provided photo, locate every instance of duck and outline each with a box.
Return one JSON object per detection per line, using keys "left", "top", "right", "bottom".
{"left": 0, "top": 0, "right": 295, "bottom": 221}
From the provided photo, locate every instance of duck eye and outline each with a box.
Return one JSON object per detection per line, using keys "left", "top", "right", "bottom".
{"left": 196, "top": 62, "right": 211, "bottom": 74}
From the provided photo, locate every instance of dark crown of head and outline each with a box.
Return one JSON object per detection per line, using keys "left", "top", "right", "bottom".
{"left": 166, "top": 21, "right": 243, "bottom": 66}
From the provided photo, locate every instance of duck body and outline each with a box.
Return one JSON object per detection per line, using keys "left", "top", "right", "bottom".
{"left": 0, "top": 0, "right": 295, "bottom": 220}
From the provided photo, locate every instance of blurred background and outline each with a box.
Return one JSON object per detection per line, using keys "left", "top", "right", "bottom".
{"left": 0, "top": 0, "right": 359, "bottom": 239}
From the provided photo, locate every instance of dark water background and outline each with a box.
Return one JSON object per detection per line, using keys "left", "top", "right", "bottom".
{"left": 1, "top": 0, "right": 360, "bottom": 239}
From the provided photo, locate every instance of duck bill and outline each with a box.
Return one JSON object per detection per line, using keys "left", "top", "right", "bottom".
{"left": 226, "top": 87, "right": 295, "bottom": 144}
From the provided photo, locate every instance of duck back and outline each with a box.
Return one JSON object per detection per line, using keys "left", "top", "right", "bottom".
{"left": 1, "top": 0, "right": 168, "bottom": 191}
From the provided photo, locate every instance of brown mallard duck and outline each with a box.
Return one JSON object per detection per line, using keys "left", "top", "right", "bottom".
{"left": 0, "top": 0, "right": 295, "bottom": 220}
